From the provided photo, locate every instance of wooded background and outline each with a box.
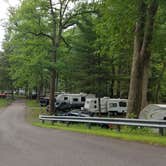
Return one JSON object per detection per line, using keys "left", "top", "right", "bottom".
{"left": 0, "top": 0, "right": 165, "bottom": 116}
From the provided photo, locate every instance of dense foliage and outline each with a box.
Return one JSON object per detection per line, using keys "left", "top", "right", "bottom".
{"left": 0, "top": 0, "right": 165, "bottom": 114}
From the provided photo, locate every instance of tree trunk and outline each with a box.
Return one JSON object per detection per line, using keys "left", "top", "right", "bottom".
{"left": 127, "top": 36, "right": 144, "bottom": 117}
{"left": 127, "top": 0, "right": 158, "bottom": 118}
{"left": 109, "top": 80, "right": 114, "bottom": 97}
{"left": 55, "top": 72, "right": 59, "bottom": 92}
{"left": 155, "top": 82, "right": 160, "bottom": 103}
{"left": 110, "top": 65, "right": 115, "bottom": 97}
{"left": 37, "top": 82, "right": 43, "bottom": 101}
{"left": 117, "top": 63, "right": 121, "bottom": 98}
{"left": 155, "top": 61, "right": 166, "bottom": 103}
{"left": 141, "top": 56, "right": 150, "bottom": 109}
{"left": 49, "top": 69, "right": 56, "bottom": 114}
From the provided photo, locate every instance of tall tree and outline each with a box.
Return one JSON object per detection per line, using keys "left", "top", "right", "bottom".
{"left": 95, "top": 0, "right": 135, "bottom": 97}
{"left": 151, "top": 2, "right": 166, "bottom": 103}
{"left": 127, "top": 0, "right": 159, "bottom": 117}
{"left": 0, "top": 51, "right": 13, "bottom": 92}
{"left": 4, "top": 0, "right": 88, "bottom": 113}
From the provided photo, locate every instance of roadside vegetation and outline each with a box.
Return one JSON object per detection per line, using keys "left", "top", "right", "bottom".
{"left": 26, "top": 100, "right": 166, "bottom": 146}
{"left": 26, "top": 100, "right": 47, "bottom": 122}
{"left": 0, "top": 98, "right": 12, "bottom": 108}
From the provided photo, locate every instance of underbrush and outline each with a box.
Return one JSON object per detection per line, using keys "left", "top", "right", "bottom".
{"left": 0, "top": 98, "right": 12, "bottom": 108}
{"left": 26, "top": 99, "right": 48, "bottom": 122}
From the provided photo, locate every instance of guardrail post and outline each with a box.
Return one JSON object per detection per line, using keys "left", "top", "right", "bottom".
{"left": 117, "top": 125, "right": 121, "bottom": 132}
{"left": 87, "top": 123, "right": 91, "bottom": 129}
{"left": 159, "top": 128, "right": 164, "bottom": 136}
{"left": 51, "top": 120, "right": 55, "bottom": 125}
{"left": 66, "top": 121, "right": 70, "bottom": 127}
{"left": 42, "top": 119, "right": 45, "bottom": 124}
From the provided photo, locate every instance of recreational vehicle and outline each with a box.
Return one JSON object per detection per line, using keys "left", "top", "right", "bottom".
{"left": 39, "top": 92, "right": 65, "bottom": 106}
{"left": 84, "top": 97, "right": 128, "bottom": 115}
{"left": 55, "top": 93, "right": 95, "bottom": 110}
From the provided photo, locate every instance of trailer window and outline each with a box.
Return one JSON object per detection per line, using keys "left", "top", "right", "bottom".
{"left": 81, "top": 97, "right": 85, "bottom": 102}
{"left": 119, "top": 102, "right": 127, "bottom": 107}
{"left": 109, "top": 103, "right": 117, "bottom": 107}
{"left": 73, "top": 98, "right": 78, "bottom": 102}
{"left": 64, "top": 97, "right": 68, "bottom": 100}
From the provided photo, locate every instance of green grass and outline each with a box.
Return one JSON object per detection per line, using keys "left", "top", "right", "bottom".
{"left": 26, "top": 99, "right": 41, "bottom": 107}
{"left": 26, "top": 100, "right": 166, "bottom": 146}
{"left": 33, "top": 122, "right": 166, "bottom": 146}
{"left": 0, "top": 99, "right": 12, "bottom": 108}
{"left": 26, "top": 100, "right": 48, "bottom": 122}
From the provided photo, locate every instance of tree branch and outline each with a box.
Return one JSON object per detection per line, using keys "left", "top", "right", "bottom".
{"left": 61, "top": 36, "right": 72, "bottom": 49}
{"left": 24, "top": 31, "right": 53, "bottom": 40}
{"left": 49, "top": 0, "right": 57, "bottom": 37}
{"left": 140, "top": 0, "right": 158, "bottom": 57}
{"left": 62, "top": 10, "right": 96, "bottom": 30}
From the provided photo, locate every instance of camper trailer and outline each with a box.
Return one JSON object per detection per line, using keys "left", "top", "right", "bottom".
{"left": 55, "top": 93, "right": 95, "bottom": 110}
{"left": 84, "top": 97, "right": 109, "bottom": 113}
{"left": 84, "top": 97, "right": 128, "bottom": 115}
{"left": 107, "top": 99, "right": 128, "bottom": 114}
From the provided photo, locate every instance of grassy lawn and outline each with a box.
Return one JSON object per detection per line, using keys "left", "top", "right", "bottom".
{"left": 26, "top": 100, "right": 166, "bottom": 146}
{"left": 0, "top": 98, "right": 12, "bottom": 108}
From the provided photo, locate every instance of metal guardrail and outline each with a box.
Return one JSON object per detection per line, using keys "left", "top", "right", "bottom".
{"left": 39, "top": 115, "right": 166, "bottom": 136}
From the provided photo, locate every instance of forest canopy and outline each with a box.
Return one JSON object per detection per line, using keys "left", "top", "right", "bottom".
{"left": 0, "top": 0, "right": 165, "bottom": 116}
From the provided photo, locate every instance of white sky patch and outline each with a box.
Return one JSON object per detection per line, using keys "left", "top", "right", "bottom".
{"left": 0, "top": 0, "right": 20, "bottom": 51}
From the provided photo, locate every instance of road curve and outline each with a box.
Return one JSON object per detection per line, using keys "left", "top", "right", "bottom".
{"left": 0, "top": 100, "right": 165, "bottom": 166}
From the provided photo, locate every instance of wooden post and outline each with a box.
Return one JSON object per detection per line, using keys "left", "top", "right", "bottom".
{"left": 51, "top": 120, "right": 55, "bottom": 125}
{"left": 117, "top": 125, "right": 121, "bottom": 132}
{"left": 159, "top": 128, "right": 164, "bottom": 136}
{"left": 66, "top": 121, "right": 70, "bottom": 127}
{"left": 87, "top": 123, "right": 91, "bottom": 129}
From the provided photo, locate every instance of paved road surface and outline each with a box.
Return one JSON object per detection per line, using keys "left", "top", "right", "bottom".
{"left": 0, "top": 100, "right": 165, "bottom": 166}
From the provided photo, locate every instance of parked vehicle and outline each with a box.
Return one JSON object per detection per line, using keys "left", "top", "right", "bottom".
{"left": 39, "top": 96, "right": 50, "bottom": 107}
{"left": 62, "top": 110, "right": 90, "bottom": 117}
{"left": 0, "top": 93, "right": 7, "bottom": 98}
{"left": 84, "top": 97, "right": 128, "bottom": 115}
{"left": 139, "top": 104, "right": 166, "bottom": 120}
{"left": 55, "top": 93, "right": 95, "bottom": 111}
{"left": 40, "top": 92, "right": 64, "bottom": 107}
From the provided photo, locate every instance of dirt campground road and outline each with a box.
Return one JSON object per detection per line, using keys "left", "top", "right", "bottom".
{"left": 0, "top": 100, "right": 166, "bottom": 166}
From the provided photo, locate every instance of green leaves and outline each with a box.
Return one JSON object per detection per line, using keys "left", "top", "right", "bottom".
{"left": 0, "top": 0, "right": 165, "bottom": 103}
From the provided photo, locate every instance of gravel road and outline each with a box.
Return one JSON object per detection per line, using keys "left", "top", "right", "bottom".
{"left": 0, "top": 100, "right": 165, "bottom": 166}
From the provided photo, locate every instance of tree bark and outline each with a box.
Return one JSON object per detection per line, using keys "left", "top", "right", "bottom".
{"left": 110, "top": 65, "right": 115, "bottom": 97}
{"left": 48, "top": 0, "right": 58, "bottom": 114}
{"left": 127, "top": 34, "right": 144, "bottom": 117}
{"left": 155, "top": 61, "right": 166, "bottom": 103}
{"left": 117, "top": 63, "right": 122, "bottom": 98}
{"left": 49, "top": 69, "right": 56, "bottom": 114}
{"left": 141, "top": 57, "right": 150, "bottom": 109}
{"left": 48, "top": 38, "right": 57, "bottom": 113}
{"left": 127, "top": 0, "right": 158, "bottom": 118}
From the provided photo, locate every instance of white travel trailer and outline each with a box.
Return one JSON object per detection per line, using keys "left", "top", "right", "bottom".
{"left": 55, "top": 93, "right": 95, "bottom": 110}
{"left": 107, "top": 99, "right": 128, "bottom": 114}
{"left": 139, "top": 104, "right": 166, "bottom": 120}
{"left": 84, "top": 97, "right": 109, "bottom": 113}
{"left": 84, "top": 97, "right": 128, "bottom": 114}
